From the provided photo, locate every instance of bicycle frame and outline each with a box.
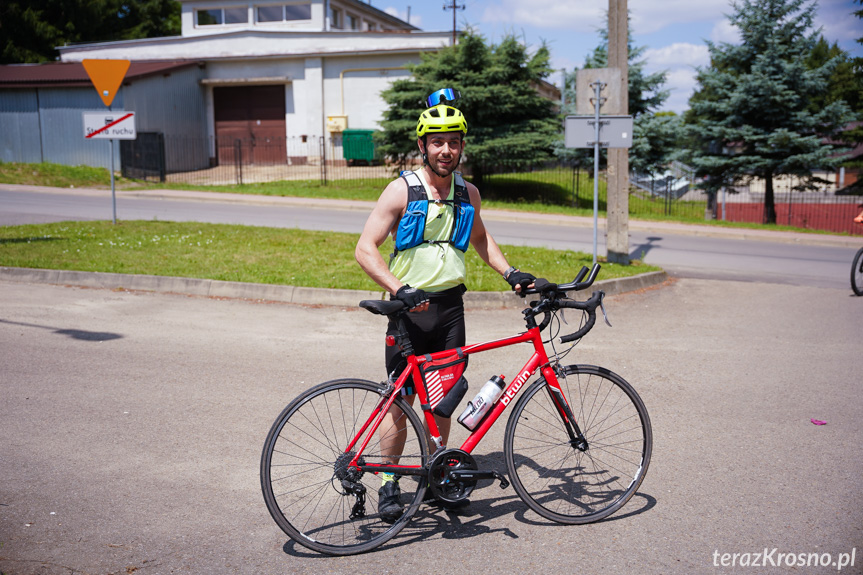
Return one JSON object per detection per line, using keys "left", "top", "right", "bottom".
{"left": 347, "top": 323, "right": 581, "bottom": 476}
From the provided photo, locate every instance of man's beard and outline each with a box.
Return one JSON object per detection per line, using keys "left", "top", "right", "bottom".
{"left": 426, "top": 151, "right": 461, "bottom": 178}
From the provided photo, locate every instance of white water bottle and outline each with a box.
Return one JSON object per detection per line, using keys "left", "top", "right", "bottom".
{"left": 457, "top": 375, "right": 506, "bottom": 430}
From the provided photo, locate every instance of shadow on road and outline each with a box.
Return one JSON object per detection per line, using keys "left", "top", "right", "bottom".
{"left": 0, "top": 319, "right": 123, "bottom": 341}
{"left": 278, "top": 455, "right": 657, "bottom": 558}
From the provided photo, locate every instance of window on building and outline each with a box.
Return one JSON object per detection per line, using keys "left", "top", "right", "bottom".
{"left": 197, "top": 7, "right": 248, "bottom": 26}
{"left": 257, "top": 5, "right": 283, "bottom": 22}
{"left": 330, "top": 7, "right": 341, "bottom": 28}
{"left": 197, "top": 9, "right": 222, "bottom": 25}
{"left": 284, "top": 4, "right": 312, "bottom": 20}
{"left": 348, "top": 14, "right": 359, "bottom": 30}
{"left": 224, "top": 7, "right": 248, "bottom": 23}
{"left": 367, "top": 22, "right": 377, "bottom": 31}
{"left": 257, "top": 4, "right": 312, "bottom": 22}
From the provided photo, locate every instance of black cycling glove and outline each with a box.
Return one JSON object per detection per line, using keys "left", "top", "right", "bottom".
{"left": 395, "top": 284, "right": 429, "bottom": 309}
{"left": 505, "top": 269, "right": 536, "bottom": 292}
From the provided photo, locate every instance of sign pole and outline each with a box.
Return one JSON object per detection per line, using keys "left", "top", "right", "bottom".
{"left": 110, "top": 139, "right": 117, "bottom": 224}
{"left": 81, "top": 59, "right": 132, "bottom": 225}
{"left": 590, "top": 81, "right": 605, "bottom": 266}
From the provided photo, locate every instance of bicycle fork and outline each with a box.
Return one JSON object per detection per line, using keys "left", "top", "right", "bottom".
{"left": 546, "top": 374, "right": 589, "bottom": 452}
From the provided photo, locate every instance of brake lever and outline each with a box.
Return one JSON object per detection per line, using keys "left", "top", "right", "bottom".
{"left": 599, "top": 293, "right": 612, "bottom": 327}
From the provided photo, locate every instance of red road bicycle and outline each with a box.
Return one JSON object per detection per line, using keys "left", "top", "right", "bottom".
{"left": 261, "top": 264, "right": 652, "bottom": 555}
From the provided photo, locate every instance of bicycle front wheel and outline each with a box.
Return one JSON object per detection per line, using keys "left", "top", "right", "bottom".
{"left": 504, "top": 365, "right": 652, "bottom": 524}
{"left": 261, "top": 379, "right": 428, "bottom": 555}
{"left": 851, "top": 246, "right": 863, "bottom": 296}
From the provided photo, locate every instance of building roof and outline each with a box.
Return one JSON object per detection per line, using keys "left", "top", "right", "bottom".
{"left": 0, "top": 60, "right": 201, "bottom": 88}
{"left": 54, "top": 30, "right": 450, "bottom": 63}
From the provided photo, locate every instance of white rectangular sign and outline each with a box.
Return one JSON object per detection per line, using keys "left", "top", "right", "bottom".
{"left": 84, "top": 112, "right": 136, "bottom": 140}
{"left": 564, "top": 115, "right": 633, "bottom": 149}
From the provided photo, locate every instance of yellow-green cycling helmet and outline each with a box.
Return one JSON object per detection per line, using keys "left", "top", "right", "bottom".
{"left": 416, "top": 104, "right": 468, "bottom": 139}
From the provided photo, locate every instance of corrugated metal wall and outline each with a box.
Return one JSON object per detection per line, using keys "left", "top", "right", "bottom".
{"left": 41, "top": 88, "right": 123, "bottom": 168}
{"left": 0, "top": 64, "right": 208, "bottom": 171}
{"left": 123, "top": 64, "right": 209, "bottom": 172}
{"left": 0, "top": 86, "right": 126, "bottom": 168}
{"left": 0, "top": 89, "right": 45, "bottom": 163}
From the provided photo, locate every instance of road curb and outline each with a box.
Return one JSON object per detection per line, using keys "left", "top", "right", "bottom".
{"left": 0, "top": 267, "right": 669, "bottom": 309}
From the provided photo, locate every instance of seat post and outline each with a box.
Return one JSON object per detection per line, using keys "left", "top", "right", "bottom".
{"left": 394, "top": 315, "right": 415, "bottom": 358}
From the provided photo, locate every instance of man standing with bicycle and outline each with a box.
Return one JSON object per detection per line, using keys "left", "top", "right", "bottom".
{"left": 355, "top": 89, "right": 535, "bottom": 521}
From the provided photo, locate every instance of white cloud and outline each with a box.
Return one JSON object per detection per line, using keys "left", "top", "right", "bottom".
{"left": 638, "top": 46, "right": 705, "bottom": 114}
{"left": 628, "top": 0, "right": 732, "bottom": 35}
{"left": 814, "top": 0, "right": 863, "bottom": 54}
{"left": 709, "top": 18, "right": 740, "bottom": 44}
{"left": 642, "top": 43, "right": 709, "bottom": 68}
{"left": 659, "top": 67, "right": 700, "bottom": 114}
{"left": 383, "top": 6, "right": 422, "bottom": 27}
{"left": 479, "top": 0, "right": 732, "bottom": 35}
{"left": 480, "top": 0, "right": 605, "bottom": 33}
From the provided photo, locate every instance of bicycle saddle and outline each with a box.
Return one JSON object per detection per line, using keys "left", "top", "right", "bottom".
{"left": 359, "top": 300, "right": 405, "bottom": 315}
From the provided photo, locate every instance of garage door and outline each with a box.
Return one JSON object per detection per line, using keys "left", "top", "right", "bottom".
{"left": 214, "top": 85, "right": 287, "bottom": 165}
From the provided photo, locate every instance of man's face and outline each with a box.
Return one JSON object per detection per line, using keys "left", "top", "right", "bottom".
{"left": 420, "top": 132, "right": 464, "bottom": 177}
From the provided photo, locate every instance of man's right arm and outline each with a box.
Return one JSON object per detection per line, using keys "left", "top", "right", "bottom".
{"left": 355, "top": 179, "right": 408, "bottom": 296}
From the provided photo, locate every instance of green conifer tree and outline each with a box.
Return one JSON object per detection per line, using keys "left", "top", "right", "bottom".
{"left": 685, "top": 0, "right": 854, "bottom": 224}
{"left": 376, "top": 30, "right": 558, "bottom": 186}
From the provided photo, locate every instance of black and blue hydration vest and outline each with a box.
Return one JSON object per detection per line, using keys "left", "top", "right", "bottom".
{"left": 392, "top": 170, "right": 475, "bottom": 257}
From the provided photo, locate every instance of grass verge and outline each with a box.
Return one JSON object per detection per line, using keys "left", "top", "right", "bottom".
{"left": 0, "top": 221, "right": 659, "bottom": 292}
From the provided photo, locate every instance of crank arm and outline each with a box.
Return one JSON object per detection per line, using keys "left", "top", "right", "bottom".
{"left": 448, "top": 469, "right": 510, "bottom": 489}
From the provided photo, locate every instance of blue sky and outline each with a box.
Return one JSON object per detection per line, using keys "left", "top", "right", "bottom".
{"left": 376, "top": 0, "right": 863, "bottom": 114}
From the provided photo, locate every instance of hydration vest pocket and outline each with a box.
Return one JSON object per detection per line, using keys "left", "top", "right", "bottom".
{"left": 451, "top": 203, "right": 474, "bottom": 252}
{"left": 394, "top": 200, "right": 428, "bottom": 252}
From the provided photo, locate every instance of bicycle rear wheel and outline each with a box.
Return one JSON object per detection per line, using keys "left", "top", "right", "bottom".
{"left": 261, "top": 379, "right": 428, "bottom": 555}
{"left": 504, "top": 365, "right": 652, "bottom": 524}
{"left": 851, "top": 246, "right": 863, "bottom": 296}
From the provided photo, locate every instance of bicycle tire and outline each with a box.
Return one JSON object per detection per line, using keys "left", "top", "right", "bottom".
{"left": 261, "top": 379, "right": 428, "bottom": 555}
{"left": 503, "top": 365, "right": 652, "bottom": 524}
{"left": 851, "top": 246, "right": 863, "bottom": 296}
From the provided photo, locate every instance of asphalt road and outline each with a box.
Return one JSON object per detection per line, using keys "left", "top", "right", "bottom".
{"left": 2, "top": 185, "right": 860, "bottom": 290}
{"left": 1, "top": 277, "right": 861, "bottom": 574}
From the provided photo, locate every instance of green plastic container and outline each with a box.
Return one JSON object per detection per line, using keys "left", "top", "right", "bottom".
{"left": 342, "top": 129, "right": 377, "bottom": 164}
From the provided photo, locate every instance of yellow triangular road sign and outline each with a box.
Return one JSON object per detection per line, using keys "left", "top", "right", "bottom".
{"left": 82, "top": 59, "right": 131, "bottom": 107}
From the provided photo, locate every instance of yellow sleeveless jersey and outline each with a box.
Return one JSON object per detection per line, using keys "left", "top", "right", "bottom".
{"left": 389, "top": 171, "right": 467, "bottom": 292}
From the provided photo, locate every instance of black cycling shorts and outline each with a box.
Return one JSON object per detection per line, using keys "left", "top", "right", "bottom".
{"left": 385, "top": 285, "right": 466, "bottom": 395}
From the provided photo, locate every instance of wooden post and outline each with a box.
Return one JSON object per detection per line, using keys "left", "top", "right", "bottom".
{"left": 607, "top": 0, "right": 630, "bottom": 264}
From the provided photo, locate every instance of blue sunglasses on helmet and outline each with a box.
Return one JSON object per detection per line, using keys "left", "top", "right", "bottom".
{"left": 426, "top": 88, "right": 461, "bottom": 107}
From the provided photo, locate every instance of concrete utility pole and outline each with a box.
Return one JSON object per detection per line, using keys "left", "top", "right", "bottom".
{"left": 607, "top": 0, "right": 630, "bottom": 264}
{"left": 443, "top": 0, "right": 465, "bottom": 45}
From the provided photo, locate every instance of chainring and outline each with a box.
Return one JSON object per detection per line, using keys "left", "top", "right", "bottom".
{"left": 427, "top": 448, "right": 477, "bottom": 503}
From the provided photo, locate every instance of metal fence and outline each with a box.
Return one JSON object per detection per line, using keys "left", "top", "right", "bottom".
{"left": 119, "top": 135, "right": 862, "bottom": 236}
{"left": 129, "top": 134, "right": 397, "bottom": 186}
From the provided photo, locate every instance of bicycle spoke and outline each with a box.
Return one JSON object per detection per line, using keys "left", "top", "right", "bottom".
{"left": 505, "top": 366, "right": 651, "bottom": 524}
{"left": 261, "top": 380, "right": 428, "bottom": 555}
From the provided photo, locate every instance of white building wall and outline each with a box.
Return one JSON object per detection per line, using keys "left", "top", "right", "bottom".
{"left": 57, "top": 16, "right": 449, "bottom": 163}
{"left": 299, "top": 57, "right": 324, "bottom": 139}
{"left": 322, "top": 55, "right": 415, "bottom": 130}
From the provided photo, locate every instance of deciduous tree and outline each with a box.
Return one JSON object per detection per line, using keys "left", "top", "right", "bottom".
{"left": 0, "top": 0, "right": 180, "bottom": 64}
